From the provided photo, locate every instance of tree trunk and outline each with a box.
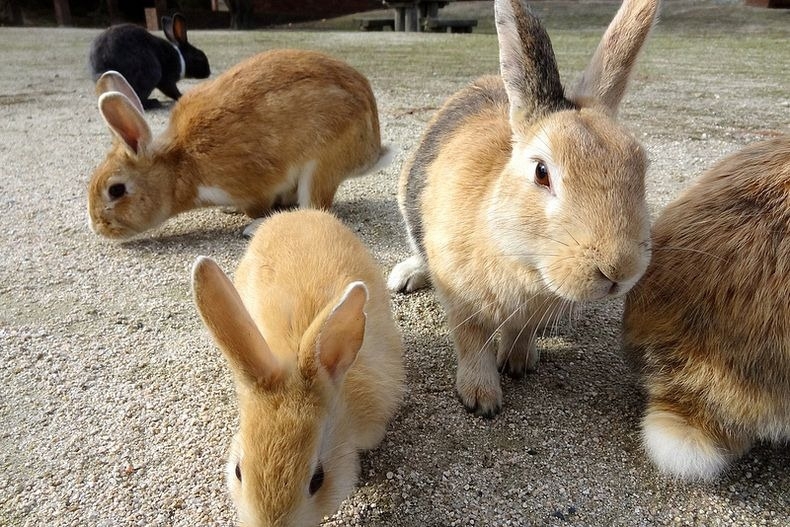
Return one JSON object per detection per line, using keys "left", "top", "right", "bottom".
{"left": 0, "top": 0, "right": 23, "bottom": 26}
{"left": 53, "top": 0, "right": 72, "bottom": 26}
{"left": 105, "top": 0, "right": 120, "bottom": 24}
{"left": 225, "top": 0, "right": 254, "bottom": 29}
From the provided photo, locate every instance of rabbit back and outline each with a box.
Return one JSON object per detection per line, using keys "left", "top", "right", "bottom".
{"left": 165, "top": 49, "right": 382, "bottom": 216}
{"left": 399, "top": 75, "right": 516, "bottom": 258}
{"left": 622, "top": 135, "right": 790, "bottom": 479}
{"left": 235, "top": 209, "right": 403, "bottom": 440}
{"left": 89, "top": 24, "right": 181, "bottom": 106}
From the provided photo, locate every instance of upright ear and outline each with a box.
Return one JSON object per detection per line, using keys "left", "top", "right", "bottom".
{"left": 191, "top": 256, "right": 283, "bottom": 388}
{"left": 161, "top": 15, "right": 175, "bottom": 43}
{"left": 316, "top": 282, "right": 369, "bottom": 382}
{"left": 568, "top": 0, "right": 659, "bottom": 115}
{"left": 494, "top": 0, "right": 567, "bottom": 128}
{"left": 98, "top": 92, "right": 151, "bottom": 156}
{"left": 95, "top": 70, "right": 144, "bottom": 114}
{"left": 167, "top": 13, "right": 188, "bottom": 44}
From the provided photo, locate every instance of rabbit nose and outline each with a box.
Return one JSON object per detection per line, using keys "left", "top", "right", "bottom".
{"left": 595, "top": 266, "right": 626, "bottom": 297}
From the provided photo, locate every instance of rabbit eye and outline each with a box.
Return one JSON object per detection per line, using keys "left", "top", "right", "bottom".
{"left": 309, "top": 463, "right": 324, "bottom": 495}
{"left": 108, "top": 183, "right": 126, "bottom": 200}
{"left": 534, "top": 162, "right": 551, "bottom": 188}
{"left": 235, "top": 463, "right": 242, "bottom": 482}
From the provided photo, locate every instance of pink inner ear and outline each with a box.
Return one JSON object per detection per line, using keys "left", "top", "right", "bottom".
{"left": 118, "top": 129, "right": 139, "bottom": 154}
{"left": 99, "top": 93, "right": 150, "bottom": 156}
{"left": 318, "top": 282, "right": 368, "bottom": 381}
{"left": 174, "top": 16, "right": 187, "bottom": 42}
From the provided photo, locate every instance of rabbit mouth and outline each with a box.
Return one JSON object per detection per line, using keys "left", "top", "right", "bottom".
{"left": 89, "top": 212, "right": 139, "bottom": 240}
{"left": 540, "top": 260, "right": 645, "bottom": 302}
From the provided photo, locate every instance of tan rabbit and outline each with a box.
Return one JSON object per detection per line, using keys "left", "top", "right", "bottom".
{"left": 88, "top": 49, "right": 386, "bottom": 239}
{"left": 191, "top": 209, "right": 404, "bottom": 526}
{"left": 622, "top": 136, "right": 790, "bottom": 480}
{"left": 387, "top": 0, "right": 658, "bottom": 417}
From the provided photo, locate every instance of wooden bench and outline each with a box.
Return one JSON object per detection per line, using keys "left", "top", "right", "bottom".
{"left": 424, "top": 18, "right": 477, "bottom": 33}
{"left": 355, "top": 17, "right": 396, "bottom": 31}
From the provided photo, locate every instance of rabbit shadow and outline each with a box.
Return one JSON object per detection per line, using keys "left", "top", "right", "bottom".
{"left": 333, "top": 197, "right": 403, "bottom": 235}
{"left": 361, "top": 293, "right": 649, "bottom": 490}
{"left": 143, "top": 98, "right": 177, "bottom": 113}
{"left": 119, "top": 223, "right": 248, "bottom": 255}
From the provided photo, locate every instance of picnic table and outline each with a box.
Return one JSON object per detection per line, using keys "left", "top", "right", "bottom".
{"left": 357, "top": 1, "right": 477, "bottom": 33}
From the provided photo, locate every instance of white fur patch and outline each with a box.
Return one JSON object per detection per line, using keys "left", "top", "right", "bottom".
{"left": 242, "top": 218, "right": 264, "bottom": 239}
{"left": 387, "top": 255, "right": 430, "bottom": 293}
{"left": 86, "top": 211, "right": 98, "bottom": 235}
{"left": 197, "top": 186, "right": 235, "bottom": 206}
{"left": 296, "top": 160, "right": 317, "bottom": 208}
{"left": 172, "top": 44, "right": 186, "bottom": 79}
{"left": 642, "top": 410, "right": 729, "bottom": 481}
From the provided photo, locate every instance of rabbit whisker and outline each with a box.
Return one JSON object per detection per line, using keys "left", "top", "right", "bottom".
{"left": 446, "top": 298, "right": 502, "bottom": 336}
{"left": 493, "top": 251, "right": 564, "bottom": 259}
{"left": 561, "top": 224, "right": 581, "bottom": 247}
{"left": 498, "top": 279, "right": 567, "bottom": 367}
{"left": 500, "top": 295, "right": 554, "bottom": 367}
{"left": 478, "top": 303, "right": 527, "bottom": 358}
{"left": 529, "top": 232, "right": 570, "bottom": 247}
{"left": 651, "top": 245, "right": 729, "bottom": 262}
{"left": 446, "top": 275, "right": 558, "bottom": 338}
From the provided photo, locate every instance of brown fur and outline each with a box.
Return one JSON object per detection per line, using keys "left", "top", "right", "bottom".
{"left": 192, "top": 210, "right": 404, "bottom": 525}
{"left": 389, "top": 0, "right": 659, "bottom": 417}
{"left": 622, "top": 136, "right": 790, "bottom": 479}
{"left": 89, "top": 50, "right": 382, "bottom": 239}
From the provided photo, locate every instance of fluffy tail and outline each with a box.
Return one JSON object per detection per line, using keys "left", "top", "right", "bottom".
{"left": 358, "top": 143, "right": 400, "bottom": 177}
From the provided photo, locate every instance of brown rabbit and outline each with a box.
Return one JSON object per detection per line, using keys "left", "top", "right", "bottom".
{"left": 88, "top": 49, "right": 386, "bottom": 239}
{"left": 191, "top": 209, "right": 405, "bottom": 525}
{"left": 622, "top": 135, "right": 790, "bottom": 480}
{"left": 388, "top": 0, "right": 659, "bottom": 417}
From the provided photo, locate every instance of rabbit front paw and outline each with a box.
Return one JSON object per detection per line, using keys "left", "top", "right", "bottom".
{"left": 456, "top": 360, "right": 502, "bottom": 419}
{"left": 388, "top": 254, "right": 430, "bottom": 293}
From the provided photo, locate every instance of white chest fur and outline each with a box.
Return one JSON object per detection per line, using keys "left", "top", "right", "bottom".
{"left": 197, "top": 186, "right": 235, "bottom": 206}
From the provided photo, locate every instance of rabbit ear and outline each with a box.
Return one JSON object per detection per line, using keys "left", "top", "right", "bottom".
{"left": 161, "top": 15, "right": 175, "bottom": 43}
{"left": 494, "top": 0, "right": 566, "bottom": 127}
{"left": 98, "top": 92, "right": 151, "bottom": 156}
{"left": 315, "top": 282, "right": 368, "bottom": 382}
{"left": 165, "top": 13, "right": 188, "bottom": 44}
{"left": 95, "top": 70, "right": 144, "bottom": 114}
{"left": 568, "top": 0, "right": 659, "bottom": 115}
{"left": 191, "top": 256, "right": 283, "bottom": 388}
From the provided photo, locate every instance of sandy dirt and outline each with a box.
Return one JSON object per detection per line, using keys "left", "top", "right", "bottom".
{"left": 1, "top": 1, "right": 788, "bottom": 526}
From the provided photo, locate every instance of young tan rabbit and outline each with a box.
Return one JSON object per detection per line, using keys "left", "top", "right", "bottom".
{"left": 622, "top": 136, "right": 790, "bottom": 480}
{"left": 88, "top": 49, "right": 386, "bottom": 239}
{"left": 387, "top": 0, "right": 659, "bottom": 417}
{"left": 191, "top": 209, "right": 404, "bottom": 526}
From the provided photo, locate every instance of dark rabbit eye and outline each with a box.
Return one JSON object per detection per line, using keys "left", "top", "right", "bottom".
{"left": 309, "top": 463, "right": 324, "bottom": 495}
{"left": 235, "top": 463, "right": 242, "bottom": 482}
{"left": 108, "top": 183, "right": 126, "bottom": 200}
{"left": 535, "top": 162, "right": 550, "bottom": 188}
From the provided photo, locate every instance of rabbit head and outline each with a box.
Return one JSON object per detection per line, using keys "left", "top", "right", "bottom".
{"left": 88, "top": 71, "right": 176, "bottom": 239}
{"left": 192, "top": 256, "right": 370, "bottom": 526}
{"left": 162, "top": 13, "right": 210, "bottom": 79}
{"left": 488, "top": 0, "right": 656, "bottom": 301}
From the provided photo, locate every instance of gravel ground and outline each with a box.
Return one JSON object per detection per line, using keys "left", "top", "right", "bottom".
{"left": 1, "top": 2, "right": 788, "bottom": 526}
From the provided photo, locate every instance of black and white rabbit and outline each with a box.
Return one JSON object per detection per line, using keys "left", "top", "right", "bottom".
{"left": 88, "top": 13, "right": 210, "bottom": 109}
